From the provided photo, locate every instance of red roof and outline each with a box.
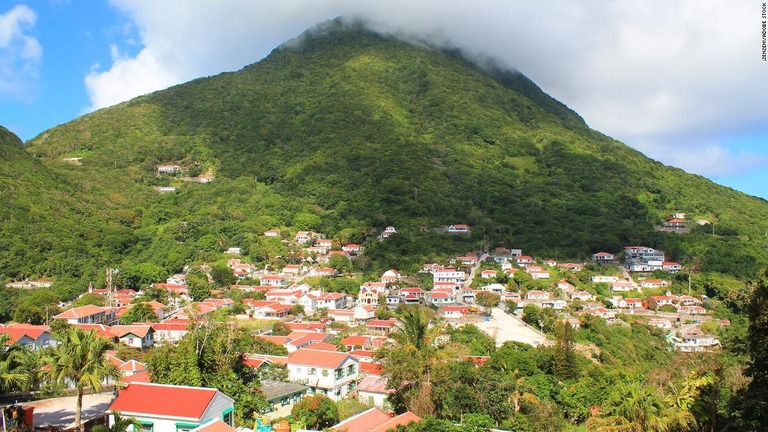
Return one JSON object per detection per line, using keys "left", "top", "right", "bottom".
{"left": 192, "top": 419, "right": 235, "bottom": 432}
{"left": 333, "top": 408, "right": 421, "bottom": 432}
{"left": 465, "top": 355, "right": 491, "bottom": 366}
{"left": 306, "top": 342, "right": 339, "bottom": 351}
{"left": 359, "top": 361, "right": 384, "bottom": 375}
{"left": 366, "top": 319, "right": 398, "bottom": 328}
{"left": 287, "top": 348, "right": 354, "bottom": 369}
{"left": 54, "top": 305, "right": 111, "bottom": 319}
{"left": 256, "top": 335, "right": 290, "bottom": 345}
{"left": 109, "top": 382, "right": 227, "bottom": 420}
{"left": 120, "top": 369, "right": 151, "bottom": 384}
{"left": 0, "top": 324, "right": 50, "bottom": 344}
{"left": 341, "top": 336, "right": 369, "bottom": 347}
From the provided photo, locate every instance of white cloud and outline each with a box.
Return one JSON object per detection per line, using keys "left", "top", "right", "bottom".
{"left": 0, "top": 4, "right": 42, "bottom": 101}
{"left": 634, "top": 137, "right": 768, "bottom": 177}
{"left": 85, "top": 0, "right": 768, "bottom": 178}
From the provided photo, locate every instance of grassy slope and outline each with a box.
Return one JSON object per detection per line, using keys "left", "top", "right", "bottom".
{"left": 16, "top": 20, "right": 768, "bottom": 281}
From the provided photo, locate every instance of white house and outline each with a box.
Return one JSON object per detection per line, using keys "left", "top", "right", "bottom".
{"left": 592, "top": 252, "right": 615, "bottom": 262}
{"left": 315, "top": 292, "right": 346, "bottom": 310}
{"left": 482, "top": 283, "right": 506, "bottom": 294}
{"left": 286, "top": 348, "right": 359, "bottom": 401}
{"left": 674, "top": 334, "right": 720, "bottom": 352}
{"left": 432, "top": 267, "right": 465, "bottom": 284}
{"left": 448, "top": 224, "right": 470, "bottom": 233}
{"left": 109, "top": 382, "right": 235, "bottom": 432}
{"left": 53, "top": 305, "right": 117, "bottom": 325}
{"left": 441, "top": 306, "right": 469, "bottom": 319}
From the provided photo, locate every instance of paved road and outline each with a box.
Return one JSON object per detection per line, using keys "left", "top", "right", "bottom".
{"left": 464, "top": 253, "right": 489, "bottom": 288}
{"left": 474, "top": 307, "right": 552, "bottom": 347}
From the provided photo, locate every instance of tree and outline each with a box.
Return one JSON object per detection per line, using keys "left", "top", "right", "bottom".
{"left": 73, "top": 293, "right": 106, "bottom": 307}
{"left": 291, "top": 394, "right": 338, "bottom": 429}
{"left": 46, "top": 327, "right": 119, "bottom": 431}
{"left": 272, "top": 321, "right": 291, "bottom": 336}
{"left": 476, "top": 291, "right": 501, "bottom": 309}
{"left": 392, "top": 307, "right": 439, "bottom": 351}
{"left": 120, "top": 302, "right": 158, "bottom": 325}
{"left": 187, "top": 269, "right": 213, "bottom": 302}
{"left": 0, "top": 335, "right": 31, "bottom": 394}
{"left": 119, "top": 263, "right": 167, "bottom": 289}
{"left": 586, "top": 380, "right": 696, "bottom": 432}
{"left": 210, "top": 264, "right": 236, "bottom": 288}
{"left": 738, "top": 268, "right": 768, "bottom": 427}
{"left": 553, "top": 321, "right": 577, "bottom": 380}
{"left": 328, "top": 254, "right": 352, "bottom": 274}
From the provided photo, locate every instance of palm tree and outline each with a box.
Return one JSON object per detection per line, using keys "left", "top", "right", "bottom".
{"left": 46, "top": 327, "right": 120, "bottom": 431}
{"left": 391, "top": 306, "right": 443, "bottom": 351}
{"left": 0, "top": 335, "right": 30, "bottom": 394}
{"left": 586, "top": 381, "right": 696, "bottom": 432}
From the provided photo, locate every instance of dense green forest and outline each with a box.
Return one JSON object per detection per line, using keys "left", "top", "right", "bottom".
{"left": 2, "top": 19, "right": 768, "bottom": 297}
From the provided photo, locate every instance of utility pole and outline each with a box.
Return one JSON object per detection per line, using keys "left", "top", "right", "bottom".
{"left": 106, "top": 268, "right": 116, "bottom": 309}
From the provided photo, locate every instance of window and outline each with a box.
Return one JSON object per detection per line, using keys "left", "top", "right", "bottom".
{"left": 222, "top": 408, "right": 234, "bottom": 426}
{"left": 335, "top": 369, "right": 343, "bottom": 380}
{"left": 138, "top": 422, "right": 153, "bottom": 432}
{"left": 347, "top": 382, "right": 355, "bottom": 392}
{"left": 175, "top": 423, "right": 198, "bottom": 432}
{"left": 309, "top": 368, "right": 316, "bottom": 376}
{"left": 281, "top": 397, "right": 289, "bottom": 406}
{"left": 347, "top": 364, "right": 355, "bottom": 376}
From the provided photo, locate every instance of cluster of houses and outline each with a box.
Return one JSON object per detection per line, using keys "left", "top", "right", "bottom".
{"left": 4, "top": 228, "right": 727, "bottom": 431}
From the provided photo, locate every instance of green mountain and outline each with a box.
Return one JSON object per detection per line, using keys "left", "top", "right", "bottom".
{"left": 6, "top": 19, "right": 768, "bottom": 286}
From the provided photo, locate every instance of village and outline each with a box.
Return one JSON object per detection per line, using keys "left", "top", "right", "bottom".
{"left": 0, "top": 217, "right": 723, "bottom": 432}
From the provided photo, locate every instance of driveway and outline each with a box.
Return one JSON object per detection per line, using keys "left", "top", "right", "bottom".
{"left": 474, "top": 307, "right": 552, "bottom": 347}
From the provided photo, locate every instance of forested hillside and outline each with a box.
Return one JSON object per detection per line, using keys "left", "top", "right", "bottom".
{"left": 4, "top": 19, "right": 767, "bottom": 288}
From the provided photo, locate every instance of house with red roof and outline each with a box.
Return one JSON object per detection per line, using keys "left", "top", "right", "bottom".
{"left": 53, "top": 305, "right": 116, "bottom": 325}
{"left": 526, "top": 290, "right": 550, "bottom": 301}
{"left": 316, "top": 292, "right": 347, "bottom": 310}
{"left": 342, "top": 244, "right": 363, "bottom": 253}
{"left": 0, "top": 324, "right": 52, "bottom": 350}
{"left": 307, "top": 267, "right": 337, "bottom": 277}
{"left": 110, "top": 325, "right": 155, "bottom": 349}
{"left": 516, "top": 255, "right": 534, "bottom": 266}
{"left": 441, "top": 306, "right": 469, "bottom": 319}
{"left": 365, "top": 319, "right": 399, "bottom": 335}
{"left": 109, "top": 382, "right": 235, "bottom": 432}
{"left": 640, "top": 279, "right": 669, "bottom": 289}
{"left": 592, "top": 252, "right": 615, "bottom": 262}
{"left": 571, "top": 291, "right": 594, "bottom": 302}
{"left": 332, "top": 408, "right": 421, "bottom": 432}
{"left": 428, "top": 291, "right": 456, "bottom": 305}
{"left": 286, "top": 348, "right": 359, "bottom": 401}
{"left": 448, "top": 224, "right": 470, "bottom": 233}
{"left": 152, "top": 321, "right": 189, "bottom": 344}
{"left": 679, "top": 305, "right": 707, "bottom": 314}
{"left": 648, "top": 296, "right": 676, "bottom": 310}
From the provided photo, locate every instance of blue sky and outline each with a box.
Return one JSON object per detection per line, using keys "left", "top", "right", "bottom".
{"left": 2, "top": 1, "right": 767, "bottom": 199}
